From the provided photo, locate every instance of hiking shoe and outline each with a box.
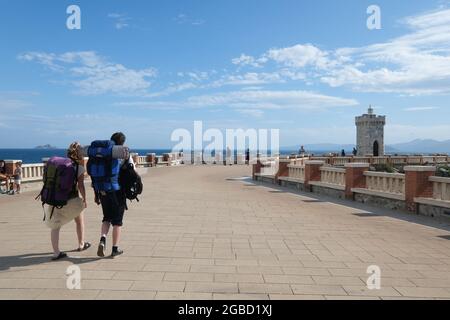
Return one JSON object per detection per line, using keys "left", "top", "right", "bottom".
{"left": 111, "top": 249, "right": 124, "bottom": 258}
{"left": 97, "top": 241, "right": 106, "bottom": 257}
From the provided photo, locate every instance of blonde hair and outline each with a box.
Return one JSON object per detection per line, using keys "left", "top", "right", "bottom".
{"left": 67, "top": 142, "right": 83, "bottom": 163}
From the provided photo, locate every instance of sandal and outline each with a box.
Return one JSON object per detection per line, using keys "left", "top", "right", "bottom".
{"left": 77, "top": 242, "right": 91, "bottom": 252}
{"left": 51, "top": 252, "right": 67, "bottom": 261}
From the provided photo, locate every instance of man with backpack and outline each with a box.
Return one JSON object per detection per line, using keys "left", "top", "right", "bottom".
{"left": 87, "top": 132, "right": 137, "bottom": 258}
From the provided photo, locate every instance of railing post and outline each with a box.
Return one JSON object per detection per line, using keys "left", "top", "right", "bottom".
{"left": 252, "top": 160, "right": 262, "bottom": 180}
{"left": 404, "top": 166, "right": 436, "bottom": 212}
{"left": 146, "top": 153, "right": 156, "bottom": 167}
{"left": 4, "top": 160, "right": 20, "bottom": 176}
{"left": 304, "top": 160, "right": 325, "bottom": 191}
{"left": 275, "top": 159, "right": 290, "bottom": 184}
{"left": 344, "top": 163, "right": 369, "bottom": 199}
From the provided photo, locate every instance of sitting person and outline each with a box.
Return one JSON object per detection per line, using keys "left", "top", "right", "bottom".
{"left": 0, "top": 160, "right": 10, "bottom": 194}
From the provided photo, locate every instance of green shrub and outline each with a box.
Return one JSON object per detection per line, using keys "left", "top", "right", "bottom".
{"left": 436, "top": 165, "right": 450, "bottom": 177}
{"left": 373, "top": 164, "right": 395, "bottom": 173}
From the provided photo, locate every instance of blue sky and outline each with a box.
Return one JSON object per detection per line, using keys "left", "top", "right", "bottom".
{"left": 1, "top": 0, "right": 450, "bottom": 148}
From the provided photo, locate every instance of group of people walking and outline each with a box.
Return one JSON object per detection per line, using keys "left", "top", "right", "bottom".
{"left": 43, "top": 132, "right": 135, "bottom": 261}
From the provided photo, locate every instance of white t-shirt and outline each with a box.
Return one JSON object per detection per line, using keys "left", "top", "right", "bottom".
{"left": 76, "top": 165, "right": 86, "bottom": 179}
{"left": 119, "top": 157, "right": 135, "bottom": 169}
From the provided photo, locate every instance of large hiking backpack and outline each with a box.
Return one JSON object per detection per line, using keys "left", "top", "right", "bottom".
{"left": 86, "top": 140, "right": 120, "bottom": 192}
{"left": 37, "top": 157, "right": 78, "bottom": 220}
{"left": 119, "top": 159, "right": 143, "bottom": 202}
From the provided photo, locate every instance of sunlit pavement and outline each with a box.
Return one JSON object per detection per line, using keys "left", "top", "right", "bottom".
{"left": 1, "top": 165, "right": 450, "bottom": 300}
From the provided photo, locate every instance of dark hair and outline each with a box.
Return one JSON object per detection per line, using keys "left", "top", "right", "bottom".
{"left": 111, "top": 132, "right": 126, "bottom": 145}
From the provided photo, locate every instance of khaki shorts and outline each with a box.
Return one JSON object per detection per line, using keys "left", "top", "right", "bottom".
{"left": 44, "top": 197, "right": 84, "bottom": 230}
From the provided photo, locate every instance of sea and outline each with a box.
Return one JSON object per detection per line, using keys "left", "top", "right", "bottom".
{"left": 0, "top": 149, "right": 171, "bottom": 164}
{"left": 0, "top": 148, "right": 324, "bottom": 164}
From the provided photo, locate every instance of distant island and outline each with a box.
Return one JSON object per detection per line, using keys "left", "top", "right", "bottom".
{"left": 34, "top": 144, "right": 58, "bottom": 149}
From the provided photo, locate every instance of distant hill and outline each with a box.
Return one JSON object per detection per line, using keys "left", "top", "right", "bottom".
{"left": 34, "top": 144, "right": 58, "bottom": 149}
{"left": 389, "top": 139, "right": 450, "bottom": 154}
{"left": 282, "top": 139, "right": 449, "bottom": 154}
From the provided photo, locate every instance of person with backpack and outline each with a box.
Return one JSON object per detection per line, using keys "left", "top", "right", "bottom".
{"left": 39, "top": 142, "right": 91, "bottom": 261}
{"left": 88, "top": 132, "right": 136, "bottom": 258}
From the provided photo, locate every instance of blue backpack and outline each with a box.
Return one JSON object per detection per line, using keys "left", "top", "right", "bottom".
{"left": 87, "top": 140, "right": 120, "bottom": 192}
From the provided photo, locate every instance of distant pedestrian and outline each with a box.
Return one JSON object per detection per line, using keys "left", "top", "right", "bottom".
{"left": 13, "top": 161, "right": 22, "bottom": 194}
{"left": 245, "top": 148, "right": 250, "bottom": 165}
{"left": 352, "top": 147, "right": 357, "bottom": 156}
{"left": 341, "top": 149, "right": 346, "bottom": 157}
{"left": 226, "top": 146, "right": 232, "bottom": 166}
{"left": 299, "top": 145, "right": 306, "bottom": 155}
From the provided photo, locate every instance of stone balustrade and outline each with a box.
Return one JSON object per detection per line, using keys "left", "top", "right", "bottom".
{"left": 307, "top": 155, "right": 449, "bottom": 166}
{"left": 287, "top": 164, "right": 305, "bottom": 181}
{"left": 430, "top": 176, "right": 450, "bottom": 202}
{"left": 137, "top": 156, "right": 148, "bottom": 166}
{"left": 330, "top": 157, "right": 351, "bottom": 166}
{"left": 21, "top": 163, "right": 45, "bottom": 182}
{"left": 364, "top": 171, "right": 405, "bottom": 197}
{"left": 320, "top": 167, "right": 346, "bottom": 187}
{"left": 255, "top": 159, "right": 450, "bottom": 220}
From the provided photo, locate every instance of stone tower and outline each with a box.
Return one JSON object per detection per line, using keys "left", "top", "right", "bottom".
{"left": 355, "top": 106, "right": 386, "bottom": 156}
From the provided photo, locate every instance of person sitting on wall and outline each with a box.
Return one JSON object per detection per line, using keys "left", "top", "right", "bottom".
{"left": 0, "top": 160, "right": 11, "bottom": 194}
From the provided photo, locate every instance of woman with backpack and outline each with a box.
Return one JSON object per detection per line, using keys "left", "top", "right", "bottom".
{"left": 47, "top": 142, "right": 91, "bottom": 260}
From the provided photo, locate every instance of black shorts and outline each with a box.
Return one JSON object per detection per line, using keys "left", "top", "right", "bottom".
{"left": 99, "top": 191, "right": 126, "bottom": 226}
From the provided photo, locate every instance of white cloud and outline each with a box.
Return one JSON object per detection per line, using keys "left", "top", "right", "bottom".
{"left": 0, "top": 91, "right": 35, "bottom": 110}
{"left": 230, "top": 8, "right": 450, "bottom": 95}
{"left": 174, "top": 14, "right": 205, "bottom": 26}
{"left": 0, "top": 99, "right": 32, "bottom": 110}
{"left": 211, "top": 72, "right": 285, "bottom": 87}
{"left": 19, "top": 51, "right": 157, "bottom": 95}
{"left": 108, "top": 13, "right": 131, "bottom": 30}
{"left": 402, "top": 8, "right": 450, "bottom": 29}
{"left": 403, "top": 106, "right": 439, "bottom": 111}
{"left": 113, "top": 89, "right": 358, "bottom": 118}
{"left": 231, "top": 54, "right": 263, "bottom": 67}
{"left": 235, "top": 109, "right": 264, "bottom": 118}
{"left": 187, "top": 71, "right": 209, "bottom": 81}
{"left": 187, "top": 90, "right": 358, "bottom": 111}
{"left": 266, "top": 44, "right": 331, "bottom": 69}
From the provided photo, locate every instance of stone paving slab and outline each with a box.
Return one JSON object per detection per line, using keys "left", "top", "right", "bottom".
{"left": 1, "top": 165, "right": 450, "bottom": 299}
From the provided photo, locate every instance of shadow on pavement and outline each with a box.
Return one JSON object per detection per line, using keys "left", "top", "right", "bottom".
{"left": 0, "top": 252, "right": 101, "bottom": 271}
{"left": 235, "top": 176, "right": 450, "bottom": 234}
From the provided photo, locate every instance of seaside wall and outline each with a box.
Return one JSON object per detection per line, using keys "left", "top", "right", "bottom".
{"left": 253, "top": 157, "right": 450, "bottom": 222}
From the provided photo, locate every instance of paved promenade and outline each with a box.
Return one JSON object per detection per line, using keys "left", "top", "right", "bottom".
{"left": 1, "top": 165, "right": 450, "bottom": 300}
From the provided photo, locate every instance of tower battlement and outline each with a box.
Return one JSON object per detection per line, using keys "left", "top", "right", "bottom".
{"left": 355, "top": 106, "right": 386, "bottom": 156}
